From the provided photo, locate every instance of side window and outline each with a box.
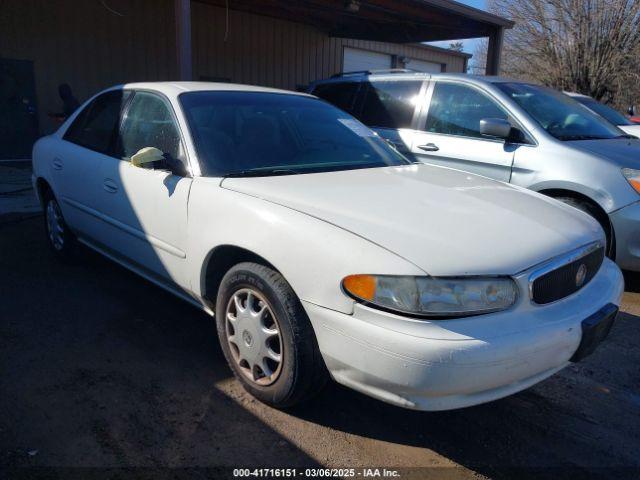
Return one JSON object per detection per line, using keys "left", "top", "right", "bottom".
{"left": 119, "top": 91, "right": 185, "bottom": 167}
{"left": 358, "top": 80, "right": 422, "bottom": 129}
{"left": 424, "top": 82, "right": 509, "bottom": 138}
{"left": 64, "top": 90, "right": 128, "bottom": 153}
{"left": 312, "top": 82, "right": 360, "bottom": 115}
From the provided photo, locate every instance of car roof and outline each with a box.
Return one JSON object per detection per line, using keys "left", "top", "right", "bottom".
{"left": 114, "top": 81, "right": 314, "bottom": 98}
{"left": 309, "top": 71, "right": 517, "bottom": 87}
{"left": 564, "top": 91, "right": 592, "bottom": 99}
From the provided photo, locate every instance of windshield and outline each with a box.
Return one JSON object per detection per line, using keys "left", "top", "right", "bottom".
{"left": 179, "top": 91, "right": 411, "bottom": 177}
{"left": 573, "top": 97, "right": 634, "bottom": 126}
{"left": 496, "top": 83, "right": 623, "bottom": 141}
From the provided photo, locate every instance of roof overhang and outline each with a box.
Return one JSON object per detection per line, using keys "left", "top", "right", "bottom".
{"left": 195, "top": 0, "right": 514, "bottom": 43}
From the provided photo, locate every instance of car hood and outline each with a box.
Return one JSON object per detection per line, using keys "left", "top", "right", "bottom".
{"left": 221, "top": 165, "right": 603, "bottom": 276}
{"left": 567, "top": 137, "right": 640, "bottom": 167}
{"left": 619, "top": 124, "right": 640, "bottom": 137}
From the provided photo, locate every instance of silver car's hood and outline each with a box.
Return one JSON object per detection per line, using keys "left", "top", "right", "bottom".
{"left": 567, "top": 137, "right": 640, "bottom": 167}
{"left": 222, "top": 165, "right": 603, "bottom": 276}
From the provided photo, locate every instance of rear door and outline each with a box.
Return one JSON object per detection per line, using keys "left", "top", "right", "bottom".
{"left": 54, "top": 90, "right": 129, "bottom": 238}
{"left": 356, "top": 78, "right": 426, "bottom": 156}
{"left": 410, "top": 81, "right": 515, "bottom": 181}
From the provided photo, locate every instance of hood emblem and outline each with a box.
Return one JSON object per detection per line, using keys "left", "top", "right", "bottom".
{"left": 575, "top": 264, "right": 588, "bottom": 287}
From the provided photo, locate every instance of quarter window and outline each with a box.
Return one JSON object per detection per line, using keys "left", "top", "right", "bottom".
{"left": 312, "top": 82, "right": 360, "bottom": 115}
{"left": 64, "top": 90, "right": 128, "bottom": 153}
{"left": 424, "top": 82, "right": 509, "bottom": 138}
{"left": 119, "top": 92, "right": 184, "bottom": 166}
{"left": 358, "top": 80, "right": 422, "bottom": 129}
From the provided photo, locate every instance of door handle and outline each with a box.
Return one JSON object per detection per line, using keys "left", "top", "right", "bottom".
{"left": 52, "top": 158, "right": 63, "bottom": 170}
{"left": 417, "top": 143, "right": 439, "bottom": 152}
{"left": 103, "top": 179, "right": 118, "bottom": 194}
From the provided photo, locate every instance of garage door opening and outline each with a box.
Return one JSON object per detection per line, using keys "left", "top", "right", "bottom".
{"left": 343, "top": 47, "right": 391, "bottom": 73}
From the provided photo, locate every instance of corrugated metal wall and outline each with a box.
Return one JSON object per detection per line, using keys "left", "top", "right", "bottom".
{"left": 191, "top": 3, "right": 467, "bottom": 90}
{"left": 1, "top": 0, "right": 467, "bottom": 137}
{"left": 0, "top": 0, "right": 177, "bottom": 134}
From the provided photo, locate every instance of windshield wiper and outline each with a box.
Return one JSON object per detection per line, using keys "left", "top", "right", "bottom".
{"left": 556, "top": 134, "right": 610, "bottom": 141}
{"left": 223, "top": 168, "right": 301, "bottom": 178}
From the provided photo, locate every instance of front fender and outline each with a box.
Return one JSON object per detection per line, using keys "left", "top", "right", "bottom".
{"left": 527, "top": 179, "right": 618, "bottom": 213}
{"left": 186, "top": 178, "right": 424, "bottom": 314}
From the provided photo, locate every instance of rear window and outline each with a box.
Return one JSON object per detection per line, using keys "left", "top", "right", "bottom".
{"left": 64, "top": 90, "right": 130, "bottom": 154}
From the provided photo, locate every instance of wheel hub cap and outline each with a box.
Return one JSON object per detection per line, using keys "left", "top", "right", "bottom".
{"left": 225, "top": 288, "right": 283, "bottom": 386}
{"left": 46, "top": 200, "right": 64, "bottom": 251}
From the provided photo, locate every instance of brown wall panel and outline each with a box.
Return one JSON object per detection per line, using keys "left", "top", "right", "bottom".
{"left": 1, "top": 0, "right": 468, "bottom": 138}
{"left": 191, "top": 3, "right": 467, "bottom": 91}
{"left": 1, "top": 0, "right": 177, "bottom": 134}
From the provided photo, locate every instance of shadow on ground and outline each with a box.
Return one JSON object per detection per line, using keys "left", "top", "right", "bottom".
{"left": 0, "top": 217, "right": 318, "bottom": 472}
{"left": 2, "top": 217, "right": 639, "bottom": 479}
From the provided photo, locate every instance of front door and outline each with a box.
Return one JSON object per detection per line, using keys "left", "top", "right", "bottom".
{"left": 410, "top": 81, "right": 516, "bottom": 182}
{"left": 96, "top": 90, "right": 191, "bottom": 287}
{"left": 0, "top": 58, "right": 39, "bottom": 159}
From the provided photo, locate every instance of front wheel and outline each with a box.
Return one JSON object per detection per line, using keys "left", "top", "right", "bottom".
{"left": 215, "top": 262, "right": 328, "bottom": 408}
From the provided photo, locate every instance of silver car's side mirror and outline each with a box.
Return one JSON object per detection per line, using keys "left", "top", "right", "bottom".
{"left": 131, "top": 147, "right": 164, "bottom": 167}
{"left": 480, "top": 118, "right": 512, "bottom": 140}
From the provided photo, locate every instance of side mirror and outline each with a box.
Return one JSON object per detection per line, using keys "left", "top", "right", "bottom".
{"left": 131, "top": 147, "right": 164, "bottom": 167}
{"left": 629, "top": 105, "right": 637, "bottom": 116}
{"left": 480, "top": 118, "right": 512, "bottom": 140}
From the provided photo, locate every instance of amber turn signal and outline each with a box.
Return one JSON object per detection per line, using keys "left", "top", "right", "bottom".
{"left": 342, "top": 274, "right": 377, "bottom": 301}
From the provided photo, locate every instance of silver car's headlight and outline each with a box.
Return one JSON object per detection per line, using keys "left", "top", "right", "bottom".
{"left": 342, "top": 275, "right": 518, "bottom": 317}
{"left": 622, "top": 168, "right": 640, "bottom": 194}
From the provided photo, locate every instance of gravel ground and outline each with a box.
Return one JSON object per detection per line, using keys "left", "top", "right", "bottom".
{"left": 1, "top": 214, "right": 639, "bottom": 480}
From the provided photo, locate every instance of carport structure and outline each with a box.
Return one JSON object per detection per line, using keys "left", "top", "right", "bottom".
{"left": 1, "top": 0, "right": 512, "bottom": 158}
{"left": 178, "top": 0, "right": 513, "bottom": 80}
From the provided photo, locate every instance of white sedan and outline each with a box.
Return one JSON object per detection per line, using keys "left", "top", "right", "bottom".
{"left": 32, "top": 82, "right": 624, "bottom": 411}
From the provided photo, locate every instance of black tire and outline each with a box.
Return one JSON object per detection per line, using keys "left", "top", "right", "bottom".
{"left": 43, "top": 193, "right": 76, "bottom": 260}
{"left": 555, "top": 196, "right": 614, "bottom": 258}
{"left": 215, "top": 262, "right": 328, "bottom": 408}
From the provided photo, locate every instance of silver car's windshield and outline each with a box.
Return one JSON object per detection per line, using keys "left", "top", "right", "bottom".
{"left": 496, "top": 83, "right": 624, "bottom": 141}
{"left": 179, "top": 91, "right": 411, "bottom": 177}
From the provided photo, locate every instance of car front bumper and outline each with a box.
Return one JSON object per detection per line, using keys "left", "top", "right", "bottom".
{"left": 303, "top": 258, "right": 623, "bottom": 411}
{"left": 611, "top": 201, "right": 640, "bottom": 271}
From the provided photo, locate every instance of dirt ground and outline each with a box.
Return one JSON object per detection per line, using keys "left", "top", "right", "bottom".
{"left": 1, "top": 214, "right": 639, "bottom": 480}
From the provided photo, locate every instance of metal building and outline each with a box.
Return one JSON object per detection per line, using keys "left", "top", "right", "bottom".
{"left": 0, "top": 0, "right": 512, "bottom": 158}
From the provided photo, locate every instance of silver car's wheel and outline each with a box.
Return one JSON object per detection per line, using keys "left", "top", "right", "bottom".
{"left": 225, "top": 288, "right": 283, "bottom": 386}
{"left": 46, "top": 199, "right": 65, "bottom": 251}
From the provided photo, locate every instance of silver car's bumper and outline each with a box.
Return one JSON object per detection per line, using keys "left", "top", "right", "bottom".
{"left": 611, "top": 201, "right": 640, "bottom": 271}
{"left": 303, "top": 259, "right": 623, "bottom": 411}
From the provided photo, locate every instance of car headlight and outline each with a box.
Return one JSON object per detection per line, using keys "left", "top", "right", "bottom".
{"left": 342, "top": 274, "right": 518, "bottom": 317}
{"left": 622, "top": 168, "right": 640, "bottom": 194}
